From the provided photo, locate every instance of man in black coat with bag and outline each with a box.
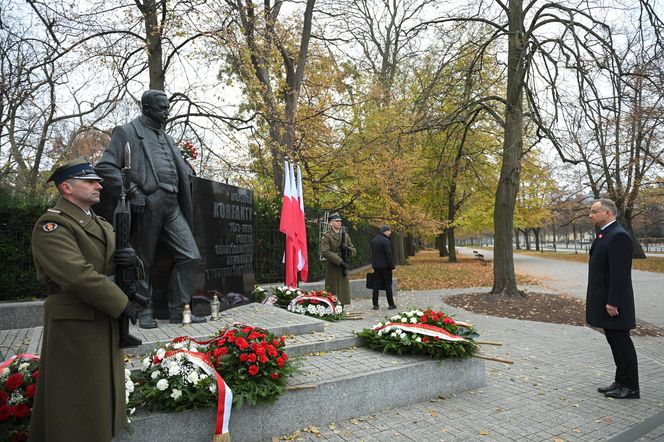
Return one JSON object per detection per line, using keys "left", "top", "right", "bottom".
{"left": 370, "top": 225, "right": 396, "bottom": 310}
{"left": 587, "top": 198, "right": 639, "bottom": 399}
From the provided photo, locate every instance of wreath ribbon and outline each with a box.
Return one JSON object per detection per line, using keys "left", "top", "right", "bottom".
{"left": 0, "top": 353, "right": 39, "bottom": 369}
{"left": 288, "top": 294, "right": 336, "bottom": 311}
{"left": 162, "top": 349, "right": 232, "bottom": 442}
{"left": 375, "top": 322, "right": 467, "bottom": 342}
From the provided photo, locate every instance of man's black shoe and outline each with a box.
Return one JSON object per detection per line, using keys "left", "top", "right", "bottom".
{"left": 138, "top": 315, "right": 158, "bottom": 329}
{"left": 605, "top": 387, "right": 640, "bottom": 399}
{"left": 598, "top": 382, "right": 621, "bottom": 393}
{"left": 372, "top": 305, "right": 379, "bottom": 310}
{"left": 388, "top": 305, "right": 397, "bottom": 310}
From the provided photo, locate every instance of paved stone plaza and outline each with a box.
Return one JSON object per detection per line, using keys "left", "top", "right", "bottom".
{"left": 284, "top": 291, "right": 664, "bottom": 441}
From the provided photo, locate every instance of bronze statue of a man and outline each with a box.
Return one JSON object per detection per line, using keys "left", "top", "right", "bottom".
{"left": 95, "top": 90, "right": 205, "bottom": 328}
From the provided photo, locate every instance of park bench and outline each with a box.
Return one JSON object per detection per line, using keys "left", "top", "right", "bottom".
{"left": 473, "top": 250, "right": 489, "bottom": 265}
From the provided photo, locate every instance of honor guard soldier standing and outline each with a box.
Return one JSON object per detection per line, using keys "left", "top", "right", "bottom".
{"left": 320, "top": 213, "right": 356, "bottom": 307}
{"left": 29, "top": 158, "right": 138, "bottom": 441}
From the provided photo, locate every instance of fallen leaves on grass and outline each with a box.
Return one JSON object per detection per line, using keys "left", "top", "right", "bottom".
{"left": 445, "top": 292, "right": 664, "bottom": 336}
{"left": 351, "top": 250, "right": 539, "bottom": 290}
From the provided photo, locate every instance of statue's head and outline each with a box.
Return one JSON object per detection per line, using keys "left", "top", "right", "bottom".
{"left": 141, "top": 90, "right": 170, "bottom": 125}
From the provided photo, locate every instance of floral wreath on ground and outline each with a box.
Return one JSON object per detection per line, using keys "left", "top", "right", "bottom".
{"left": 356, "top": 308, "right": 479, "bottom": 359}
{"left": 130, "top": 323, "right": 295, "bottom": 410}
{"left": 205, "top": 323, "right": 296, "bottom": 406}
{"left": 0, "top": 354, "right": 39, "bottom": 442}
{"left": 287, "top": 290, "right": 343, "bottom": 321}
{"left": 129, "top": 336, "right": 234, "bottom": 441}
{"left": 272, "top": 286, "right": 305, "bottom": 308}
{"left": 129, "top": 340, "right": 218, "bottom": 412}
{"left": 252, "top": 286, "right": 268, "bottom": 303}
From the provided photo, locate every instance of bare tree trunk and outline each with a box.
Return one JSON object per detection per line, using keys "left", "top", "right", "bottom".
{"left": 492, "top": 0, "right": 525, "bottom": 297}
{"left": 447, "top": 228, "right": 457, "bottom": 263}
{"left": 140, "top": 0, "right": 165, "bottom": 91}
{"left": 393, "top": 232, "right": 408, "bottom": 265}
{"left": 552, "top": 222, "right": 557, "bottom": 251}
{"left": 436, "top": 233, "right": 449, "bottom": 257}
{"left": 621, "top": 210, "right": 646, "bottom": 259}
{"left": 523, "top": 228, "right": 531, "bottom": 250}
{"left": 514, "top": 228, "right": 520, "bottom": 249}
{"left": 534, "top": 227, "right": 541, "bottom": 251}
{"left": 447, "top": 182, "right": 458, "bottom": 262}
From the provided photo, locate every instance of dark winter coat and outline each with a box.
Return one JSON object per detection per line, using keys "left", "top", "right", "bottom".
{"left": 320, "top": 229, "right": 356, "bottom": 305}
{"left": 586, "top": 222, "right": 636, "bottom": 330}
{"left": 371, "top": 233, "right": 394, "bottom": 270}
{"left": 29, "top": 198, "right": 129, "bottom": 441}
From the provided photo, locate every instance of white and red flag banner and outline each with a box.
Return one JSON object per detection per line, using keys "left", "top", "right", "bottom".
{"left": 280, "top": 160, "right": 308, "bottom": 287}
{"left": 295, "top": 164, "right": 308, "bottom": 281}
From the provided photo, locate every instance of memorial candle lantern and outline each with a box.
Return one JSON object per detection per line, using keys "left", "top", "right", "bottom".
{"left": 210, "top": 294, "right": 220, "bottom": 320}
{"left": 182, "top": 304, "right": 192, "bottom": 325}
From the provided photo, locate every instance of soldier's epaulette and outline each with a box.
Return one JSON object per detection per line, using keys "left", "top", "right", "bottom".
{"left": 47, "top": 208, "right": 61, "bottom": 214}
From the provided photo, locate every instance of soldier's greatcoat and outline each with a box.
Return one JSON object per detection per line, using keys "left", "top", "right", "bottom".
{"left": 320, "top": 229, "right": 356, "bottom": 305}
{"left": 29, "top": 197, "right": 128, "bottom": 442}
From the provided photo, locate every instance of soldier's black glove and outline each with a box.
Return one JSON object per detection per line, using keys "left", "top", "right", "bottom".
{"left": 340, "top": 244, "right": 350, "bottom": 252}
{"left": 340, "top": 260, "right": 350, "bottom": 270}
{"left": 123, "top": 301, "right": 138, "bottom": 325}
{"left": 114, "top": 248, "right": 137, "bottom": 267}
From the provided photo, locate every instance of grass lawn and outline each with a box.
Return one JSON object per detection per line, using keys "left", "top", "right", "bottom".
{"left": 515, "top": 249, "right": 664, "bottom": 273}
{"left": 350, "top": 249, "right": 539, "bottom": 291}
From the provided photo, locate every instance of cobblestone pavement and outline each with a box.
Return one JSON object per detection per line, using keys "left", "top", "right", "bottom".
{"left": 276, "top": 289, "right": 664, "bottom": 442}
{"left": 0, "top": 327, "right": 31, "bottom": 360}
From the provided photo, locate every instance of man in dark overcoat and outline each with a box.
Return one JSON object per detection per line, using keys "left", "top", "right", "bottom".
{"left": 587, "top": 198, "right": 639, "bottom": 399}
{"left": 320, "top": 213, "right": 356, "bottom": 306}
{"left": 95, "top": 89, "right": 205, "bottom": 327}
{"left": 29, "top": 158, "right": 137, "bottom": 441}
{"left": 370, "top": 225, "right": 397, "bottom": 310}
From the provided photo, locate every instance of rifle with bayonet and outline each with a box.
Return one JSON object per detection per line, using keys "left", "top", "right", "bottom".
{"left": 340, "top": 229, "right": 350, "bottom": 278}
{"left": 116, "top": 142, "right": 149, "bottom": 348}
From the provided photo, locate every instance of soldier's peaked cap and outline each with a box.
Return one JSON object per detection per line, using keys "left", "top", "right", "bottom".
{"left": 328, "top": 213, "right": 342, "bottom": 221}
{"left": 47, "top": 157, "right": 103, "bottom": 185}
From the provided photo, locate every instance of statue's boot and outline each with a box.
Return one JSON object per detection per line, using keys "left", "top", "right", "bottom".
{"left": 139, "top": 312, "right": 158, "bottom": 329}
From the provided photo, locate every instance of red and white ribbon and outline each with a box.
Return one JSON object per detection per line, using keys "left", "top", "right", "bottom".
{"left": 453, "top": 320, "right": 472, "bottom": 328}
{"left": 288, "top": 294, "right": 336, "bottom": 311}
{"left": 0, "top": 353, "right": 39, "bottom": 369}
{"left": 375, "top": 322, "right": 467, "bottom": 342}
{"left": 162, "top": 349, "right": 232, "bottom": 441}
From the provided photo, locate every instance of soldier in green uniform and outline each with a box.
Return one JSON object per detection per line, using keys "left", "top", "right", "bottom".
{"left": 29, "top": 158, "right": 137, "bottom": 441}
{"left": 320, "top": 213, "right": 356, "bottom": 306}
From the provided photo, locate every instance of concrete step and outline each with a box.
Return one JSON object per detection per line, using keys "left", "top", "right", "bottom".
{"left": 283, "top": 330, "right": 362, "bottom": 358}
{"left": 116, "top": 346, "right": 485, "bottom": 442}
{"left": 19, "top": 303, "right": 329, "bottom": 360}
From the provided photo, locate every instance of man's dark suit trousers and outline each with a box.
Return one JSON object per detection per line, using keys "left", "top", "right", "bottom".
{"left": 604, "top": 328, "right": 639, "bottom": 390}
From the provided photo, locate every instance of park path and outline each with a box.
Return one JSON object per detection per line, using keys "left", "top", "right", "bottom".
{"left": 458, "top": 247, "right": 664, "bottom": 329}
